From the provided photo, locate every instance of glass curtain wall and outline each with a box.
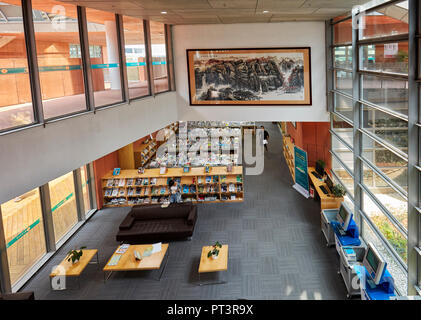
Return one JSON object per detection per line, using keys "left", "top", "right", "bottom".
{"left": 32, "top": 0, "right": 87, "bottom": 119}
{"left": 0, "top": 163, "right": 96, "bottom": 292}
{"left": 0, "top": 188, "right": 46, "bottom": 286}
{"left": 330, "top": 0, "right": 413, "bottom": 295}
{"left": 0, "top": 1, "right": 34, "bottom": 131}
{"left": 86, "top": 8, "right": 123, "bottom": 107}
{"left": 331, "top": 16, "right": 356, "bottom": 218}
{"left": 150, "top": 21, "right": 169, "bottom": 93}
{"left": 122, "top": 16, "right": 149, "bottom": 99}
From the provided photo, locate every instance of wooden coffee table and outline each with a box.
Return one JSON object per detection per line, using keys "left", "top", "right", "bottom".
{"left": 49, "top": 249, "right": 99, "bottom": 290}
{"left": 103, "top": 243, "right": 169, "bottom": 282}
{"left": 198, "top": 245, "right": 228, "bottom": 285}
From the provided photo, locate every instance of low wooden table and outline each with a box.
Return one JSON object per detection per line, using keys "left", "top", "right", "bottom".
{"left": 103, "top": 244, "right": 169, "bottom": 282}
{"left": 198, "top": 245, "right": 228, "bottom": 285}
{"left": 49, "top": 249, "right": 99, "bottom": 290}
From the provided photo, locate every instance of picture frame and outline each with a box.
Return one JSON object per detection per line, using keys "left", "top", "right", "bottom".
{"left": 187, "top": 47, "right": 312, "bottom": 106}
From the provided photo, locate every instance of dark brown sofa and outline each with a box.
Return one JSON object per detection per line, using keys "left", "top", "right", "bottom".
{"left": 116, "top": 203, "right": 197, "bottom": 243}
{"left": 0, "top": 291, "right": 34, "bottom": 300}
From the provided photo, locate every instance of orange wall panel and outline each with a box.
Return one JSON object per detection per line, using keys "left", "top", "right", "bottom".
{"left": 93, "top": 151, "right": 119, "bottom": 209}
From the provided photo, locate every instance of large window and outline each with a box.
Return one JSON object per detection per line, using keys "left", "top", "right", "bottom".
{"left": 49, "top": 171, "right": 78, "bottom": 242}
{"left": 122, "top": 16, "right": 149, "bottom": 99}
{"left": 0, "top": 1, "right": 34, "bottom": 131}
{"left": 0, "top": 189, "right": 46, "bottom": 286}
{"left": 150, "top": 21, "right": 169, "bottom": 93}
{"left": 80, "top": 165, "right": 93, "bottom": 216}
{"left": 32, "top": 0, "right": 87, "bottom": 119}
{"left": 86, "top": 8, "right": 123, "bottom": 108}
{"left": 330, "top": 0, "right": 413, "bottom": 295}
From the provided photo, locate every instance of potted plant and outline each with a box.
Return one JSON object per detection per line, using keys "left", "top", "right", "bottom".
{"left": 316, "top": 159, "right": 326, "bottom": 171}
{"left": 66, "top": 246, "right": 86, "bottom": 264}
{"left": 331, "top": 184, "right": 346, "bottom": 198}
{"left": 207, "top": 241, "right": 222, "bottom": 260}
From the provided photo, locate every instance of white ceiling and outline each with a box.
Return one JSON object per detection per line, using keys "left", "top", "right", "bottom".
{"left": 59, "top": 0, "right": 371, "bottom": 24}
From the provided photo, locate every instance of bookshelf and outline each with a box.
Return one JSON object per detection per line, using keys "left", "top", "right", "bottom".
{"left": 282, "top": 135, "right": 295, "bottom": 182}
{"left": 102, "top": 166, "right": 244, "bottom": 207}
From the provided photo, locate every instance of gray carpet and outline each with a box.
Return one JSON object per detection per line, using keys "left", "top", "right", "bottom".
{"left": 22, "top": 122, "right": 346, "bottom": 300}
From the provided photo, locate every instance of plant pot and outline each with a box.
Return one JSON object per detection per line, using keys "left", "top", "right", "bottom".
{"left": 211, "top": 254, "right": 218, "bottom": 260}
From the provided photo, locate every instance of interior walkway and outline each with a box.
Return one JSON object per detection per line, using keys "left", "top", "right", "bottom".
{"left": 21, "top": 122, "right": 345, "bottom": 299}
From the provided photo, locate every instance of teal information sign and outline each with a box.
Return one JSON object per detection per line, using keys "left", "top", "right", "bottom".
{"left": 293, "top": 146, "right": 309, "bottom": 198}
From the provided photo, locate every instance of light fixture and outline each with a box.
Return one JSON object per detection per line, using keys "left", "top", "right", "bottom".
{"left": 161, "top": 11, "right": 167, "bottom": 14}
{"left": 263, "top": 10, "right": 269, "bottom": 13}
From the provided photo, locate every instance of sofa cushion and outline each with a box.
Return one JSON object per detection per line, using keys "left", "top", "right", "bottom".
{"left": 186, "top": 206, "right": 197, "bottom": 226}
{"left": 131, "top": 204, "right": 192, "bottom": 221}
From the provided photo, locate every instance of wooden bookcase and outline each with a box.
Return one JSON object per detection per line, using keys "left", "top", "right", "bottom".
{"left": 102, "top": 166, "right": 244, "bottom": 207}
{"left": 282, "top": 135, "right": 295, "bottom": 182}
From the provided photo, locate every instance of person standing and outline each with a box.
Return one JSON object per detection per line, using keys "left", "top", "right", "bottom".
{"left": 261, "top": 125, "right": 269, "bottom": 151}
{"left": 169, "top": 179, "right": 182, "bottom": 203}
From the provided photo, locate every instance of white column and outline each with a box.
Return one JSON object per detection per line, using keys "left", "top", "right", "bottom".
{"left": 104, "top": 20, "right": 121, "bottom": 90}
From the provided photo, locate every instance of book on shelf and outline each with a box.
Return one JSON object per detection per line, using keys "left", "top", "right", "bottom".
{"left": 104, "top": 189, "right": 112, "bottom": 197}
{"left": 127, "top": 178, "right": 134, "bottom": 186}
{"left": 118, "top": 178, "right": 125, "bottom": 187}
{"left": 229, "top": 183, "right": 235, "bottom": 192}
{"left": 160, "top": 187, "right": 166, "bottom": 195}
{"left": 118, "top": 188, "right": 125, "bottom": 196}
{"left": 111, "top": 188, "right": 119, "bottom": 197}
{"left": 127, "top": 188, "right": 134, "bottom": 196}
{"left": 150, "top": 178, "right": 157, "bottom": 185}
{"left": 106, "top": 179, "right": 114, "bottom": 187}
{"left": 135, "top": 178, "right": 142, "bottom": 186}
{"left": 142, "top": 178, "right": 149, "bottom": 185}
{"left": 205, "top": 176, "right": 212, "bottom": 183}
{"left": 135, "top": 187, "right": 142, "bottom": 196}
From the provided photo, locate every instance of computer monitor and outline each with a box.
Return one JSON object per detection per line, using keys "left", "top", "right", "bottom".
{"left": 363, "top": 242, "right": 387, "bottom": 285}
{"left": 325, "top": 174, "right": 334, "bottom": 191}
{"left": 316, "top": 161, "right": 325, "bottom": 176}
{"left": 336, "top": 202, "right": 353, "bottom": 231}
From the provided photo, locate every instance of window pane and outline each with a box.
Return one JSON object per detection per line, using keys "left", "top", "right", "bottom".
{"left": 362, "top": 162, "right": 407, "bottom": 229}
{"left": 332, "top": 156, "right": 354, "bottom": 196}
{"left": 361, "top": 133, "right": 408, "bottom": 192}
{"left": 362, "top": 104, "right": 408, "bottom": 154}
{"left": 360, "top": 42, "right": 408, "bottom": 75}
{"left": 362, "top": 219, "right": 407, "bottom": 294}
{"left": 334, "top": 46, "right": 352, "bottom": 69}
{"left": 333, "top": 18, "right": 352, "bottom": 44}
{"left": 334, "top": 70, "right": 352, "bottom": 95}
{"left": 150, "top": 21, "right": 168, "bottom": 93}
{"left": 332, "top": 134, "right": 354, "bottom": 171}
{"left": 361, "top": 74, "right": 408, "bottom": 116}
{"left": 122, "top": 16, "right": 149, "bottom": 99}
{"left": 360, "top": 1, "right": 408, "bottom": 40}
{"left": 49, "top": 172, "right": 78, "bottom": 242}
{"left": 80, "top": 165, "right": 92, "bottom": 215}
{"left": 32, "top": 0, "right": 86, "bottom": 119}
{"left": 334, "top": 93, "right": 353, "bottom": 122}
{"left": 362, "top": 191, "right": 407, "bottom": 263}
{"left": 86, "top": 8, "right": 123, "bottom": 107}
{"left": 332, "top": 114, "right": 353, "bottom": 146}
{"left": 0, "top": 1, "right": 34, "bottom": 131}
{"left": 1, "top": 189, "right": 46, "bottom": 286}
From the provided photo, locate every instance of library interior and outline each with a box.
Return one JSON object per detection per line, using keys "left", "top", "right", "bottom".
{"left": 0, "top": 0, "right": 420, "bottom": 301}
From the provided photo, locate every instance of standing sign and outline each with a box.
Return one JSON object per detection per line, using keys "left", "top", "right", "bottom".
{"left": 293, "top": 146, "right": 310, "bottom": 198}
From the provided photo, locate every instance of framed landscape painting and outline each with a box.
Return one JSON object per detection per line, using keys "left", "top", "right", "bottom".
{"left": 187, "top": 47, "right": 312, "bottom": 106}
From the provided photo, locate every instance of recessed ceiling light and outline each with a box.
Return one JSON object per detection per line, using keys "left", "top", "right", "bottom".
{"left": 161, "top": 11, "right": 167, "bottom": 14}
{"left": 263, "top": 10, "right": 269, "bottom": 13}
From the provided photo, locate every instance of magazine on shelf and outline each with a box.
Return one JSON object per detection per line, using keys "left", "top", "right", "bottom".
{"left": 106, "top": 179, "right": 114, "bottom": 187}
{"left": 118, "top": 178, "right": 125, "bottom": 187}
{"left": 127, "top": 178, "right": 134, "bottom": 186}
{"left": 111, "top": 188, "right": 119, "bottom": 197}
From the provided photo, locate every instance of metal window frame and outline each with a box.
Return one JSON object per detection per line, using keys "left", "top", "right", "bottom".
{"left": 407, "top": 0, "right": 420, "bottom": 295}
{"left": 116, "top": 14, "right": 129, "bottom": 103}
{"left": 144, "top": 19, "right": 155, "bottom": 97}
{"left": 166, "top": 24, "right": 176, "bottom": 92}
{"left": 330, "top": 128, "right": 354, "bottom": 151}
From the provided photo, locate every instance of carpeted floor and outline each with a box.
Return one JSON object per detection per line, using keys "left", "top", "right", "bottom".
{"left": 21, "top": 122, "right": 346, "bottom": 300}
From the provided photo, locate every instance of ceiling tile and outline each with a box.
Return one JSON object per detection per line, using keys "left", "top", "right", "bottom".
{"left": 208, "top": 0, "right": 258, "bottom": 9}
{"left": 127, "top": 0, "right": 212, "bottom": 10}
{"left": 173, "top": 9, "right": 256, "bottom": 17}
{"left": 256, "top": 0, "right": 307, "bottom": 9}
{"left": 301, "top": 0, "right": 367, "bottom": 9}
{"left": 219, "top": 15, "right": 271, "bottom": 23}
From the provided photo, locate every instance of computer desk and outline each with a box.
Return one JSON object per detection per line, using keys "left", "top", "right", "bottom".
{"left": 308, "top": 166, "right": 344, "bottom": 210}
